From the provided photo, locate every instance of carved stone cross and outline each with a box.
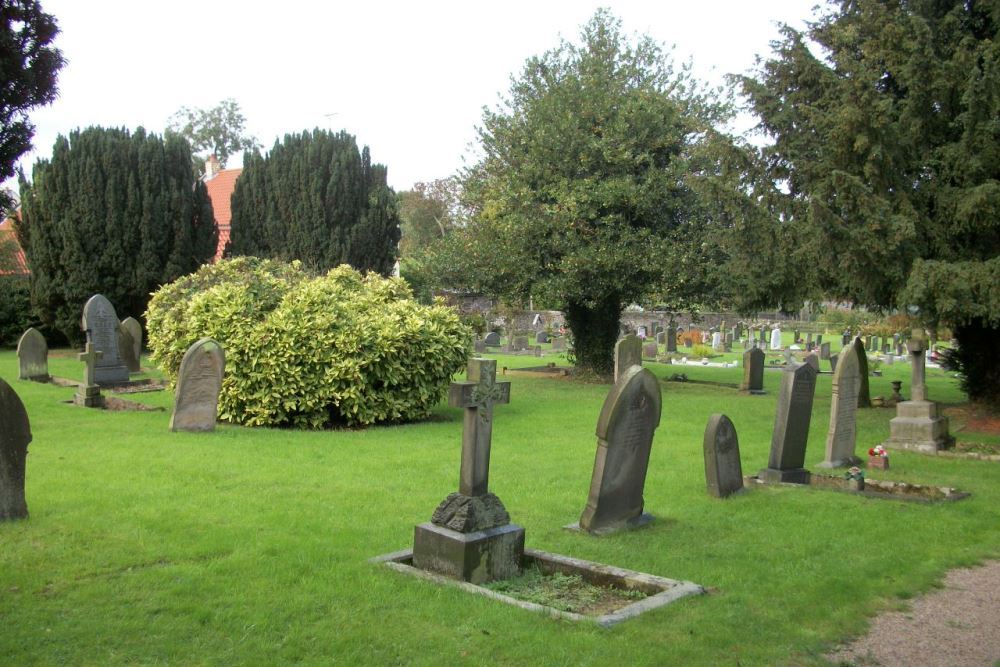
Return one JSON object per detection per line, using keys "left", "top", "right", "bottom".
{"left": 908, "top": 328, "right": 927, "bottom": 401}
{"left": 449, "top": 358, "right": 511, "bottom": 497}
{"left": 78, "top": 340, "right": 103, "bottom": 387}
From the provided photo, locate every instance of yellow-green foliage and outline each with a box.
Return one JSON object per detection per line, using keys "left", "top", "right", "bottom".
{"left": 146, "top": 258, "right": 470, "bottom": 428}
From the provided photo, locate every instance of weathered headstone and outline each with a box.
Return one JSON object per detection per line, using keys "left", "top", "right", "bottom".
{"left": 711, "top": 331, "right": 723, "bottom": 350}
{"left": 740, "top": 348, "right": 765, "bottom": 394}
{"left": 656, "top": 331, "right": 666, "bottom": 345}
{"left": 473, "top": 339, "right": 487, "bottom": 353}
{"left": 829, "top": 352, "right": 839, "bottom": 373}
{"left": 513, "top": 335, "right": 529, "bottom": 351}
{"left": 74, "top": 340, "right": 105, "bottom": 408}
{"left": 703, "top": 414, "right": 743, "bottom": 498}
{"left": 614, "top": 334, "right": 642, "bottom": 382}
{"left": 643, "top": 342, "right": 658, "bottom": 359}
{"left": 803, "top": 353, "right": 820, "bottom": 372}
{"left": 724, "top": 332, "right": 733, "bottom": 352}
{"left": 16, "top": 328, "right": 49, "bottom": 382}
{"left": 818, "top": 342, "right": 862, "bottom": 468}
{"left": 759, "top": 363, "right": 817, "bottom": 484}
{"left": 483, "top": 332, "right": 501, "bottom": 347}
{"left": 770, "top": 328, "right": 782, "bottom": 350}
{"left": 853, "top": 337, "right": 872, "bottom": 408}
{"left": 0, "top": 378, "right": 31, "bottom": 521}
{"left": 882, "top": 329, "right": 954, "bottom": 453}
{"left": 666, "top": 325, "right": 677, "bottom": 352}
{"left": 81, "top": 294, "right": 129, "bottom": 385}
{"left": 551, "top": 337, "right": 566, "bottom": 351}
{"left": 170, "top": 338, "right": 226, "bottom": 432}
{"left": 577, "top": 365, "right": 661, "bottom": 534}
{"left": 819, "top": 342, "right": 831, "bottom": 360}
{"left": 535, "top": 331, "right": 549, "bottom": 344}
{"left": 412, "top": 358, "right": 522, "bottom": 583}
{"left": 816, "top": 334, "right": 823, "bottom": 346}
{"left": 119, "top": 316, "right": 143, "bottom": 373}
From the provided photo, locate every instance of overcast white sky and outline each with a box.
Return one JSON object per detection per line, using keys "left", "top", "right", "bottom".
{"left": 11, "top": 1, "right": 820, "bottom": 194}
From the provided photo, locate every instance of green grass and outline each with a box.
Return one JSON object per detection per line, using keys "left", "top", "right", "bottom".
{"left": 1, "top": 348, "right": 998, "bottom": 666}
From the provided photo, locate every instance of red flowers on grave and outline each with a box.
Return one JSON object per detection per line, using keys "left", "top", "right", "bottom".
{"left": 868, "top": 445, "right": 888, "bottom": 458}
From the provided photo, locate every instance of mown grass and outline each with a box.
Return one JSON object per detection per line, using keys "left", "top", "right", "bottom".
{"left": 1, "top": 346, "right": 998, "bottom": 666}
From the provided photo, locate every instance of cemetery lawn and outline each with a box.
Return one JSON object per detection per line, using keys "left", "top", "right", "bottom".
{"left": 2, "top": 350, "right": 999, "bottom": 666}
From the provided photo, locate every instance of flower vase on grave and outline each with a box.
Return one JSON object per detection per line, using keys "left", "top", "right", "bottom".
{"left": 867, "top": 445, "right": 889, "bottom": 470}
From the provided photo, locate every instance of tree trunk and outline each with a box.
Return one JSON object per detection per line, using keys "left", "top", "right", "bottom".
{"left": 563, "top": 297, "right": 621, "bottom": 379}
{"left": 945, "top": 319, "right": 1000, "bottom": 408}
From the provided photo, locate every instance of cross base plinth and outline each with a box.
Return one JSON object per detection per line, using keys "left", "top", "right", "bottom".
{"left": 74, "top": 385, "right": 104, "bottom": 408}
{"left": 758, "top": 467, "right": 811, "bottom": 485}
{"left": 883, "top": 401, "right": 954, "bottom": 453}
{"left": 412, "top": 522, "right": 525, "bottom": 584}
{"left": 430, "top": 492, "right": 510, "bottom": 533}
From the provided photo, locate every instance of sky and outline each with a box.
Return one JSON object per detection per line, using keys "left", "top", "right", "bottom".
{"left": 11, "top": 0, "right": 821, "bottom": 194}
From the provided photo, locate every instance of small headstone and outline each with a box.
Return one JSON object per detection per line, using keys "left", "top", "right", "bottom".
{"left": 656, "top": 331, "right": 666, "bottom": 345}
{"left": 666, "top": 325, "right": 677, "bottom": 352}
{"left": 818, "top": 342, "right": 862, "bottom": 468}
{"left": 816, "top": 334, "right": 823, "bottom": 346}
{"left": 759, "top": 363, "right": 818, "bottom": 484}
{"left": 806, "top": 332, "right": 813, "bottom": 348}
{"left": 882, "top": 329, "right": 954, "bottom": 453}
{"left": 636, "top": 325, "right": 648, "bottom": 339}
{"left": 81, "top": 294, "right": 129, "bottom": 385}
{"left": 74, "top": 340, "right": 105, "bottom": 408}
{"left": 535, "top": 331, "right": 549, "bottom": 344}
{"left": 804, "top": 353, "right": 820, "bottom": 372}
{"left": 614, "top": 334, "right": 642, "bottom": 382}
{"left": 866, "top": 335, "right": 874, "bottom": 351}
{"left": 119, "top": 316, "right": 143, "bottom": 373}
{"left": 552, "top": 337, "right": 566, "bottom": 351}
{"left": 770, "top": 328, "right": 782, "bottom": 350}
{"left": 793, "top": 330, "right": 800, "bottom": 343}
{"left": 483, "top": 332, "right": 501, "bottom": 346}
{"left": 643, "top": 342, "right": 658, "bottom": 359}
{"left": 819, "top": 342, "right": 831, "bottom": 360}
{"left": 0, "top": 378, "right": 31, "bottom": 521}
{"left": 16, "top": 328, "right": 49, "bottom": 382}
{"left": 829, "top": 353, "right": 839, "bottom": 373}
{"left": 170, "top": 338, "right": 226, "bottom": 432}
{"left": 513, "top": 335, "right": 529, "bottom": 351}
{"left": 533, "top": 345, "right": 542, "bottom": 357}
{"left": 474, "top": 339, "right": 487, "bottom": 353}
{"left": 578, "top": 365, "right": 661, "bottom": 534}
{"left": 740, "top": 348, "right": 765, "bottom": 394}
{"left": 711, "top": 331, "right": 723, "bottom": 350}
{"left": 724, "top": 332, "right": 733, "bottom": 352}
{"left": 703, "top": 414, "right": 743, "bottom": 499}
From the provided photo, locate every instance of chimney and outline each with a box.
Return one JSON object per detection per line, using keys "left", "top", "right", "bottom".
{"left": 204, "top": 155, "right": 221, "bottom": 179}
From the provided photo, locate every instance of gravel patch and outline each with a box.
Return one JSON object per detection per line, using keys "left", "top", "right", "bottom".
{"left": 826, "top": 560, "right": 1000, "bottom": 666}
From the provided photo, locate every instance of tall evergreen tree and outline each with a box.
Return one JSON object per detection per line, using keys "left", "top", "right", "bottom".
{"left": 16, "top": 126, "right": 217, "bottom": 343}
{"left": 226, "top": 129, "right": 400, "bottom": 275}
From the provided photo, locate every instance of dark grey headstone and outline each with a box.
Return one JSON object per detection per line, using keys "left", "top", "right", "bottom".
{"left": 17, "top": 328, "right": 48, "bottom": 382}
{"left": 120, "top": 317, "right": 142, "bottom": 373}
{"left": 704, "top": 414, "right": 743, "bottom": 498}
{"left": 578, "top": 365, "right": 660, "bottom": 534}
{"left": 819, "top": 343, "right": 862, "bottom": 468}
{"left": 483, "top": 332, "right": 501, "bottom": 346}
{"left": 666, "top": 326, "right": 677, "bottom": 352}
{"left": 170, "top": 338, "right": 225, "bottom": 432}
{"left": 759, "top": 363, "right": 817, "bottom": 484}
{"left": 513, "top": 335, "right": 529, "bottom": 351}
{"left": 535, "top": 331, "right": 549, "bottom": 344}
{"left": 473, "top": 339, "right": 487, "bottom": 353}
{"left": 741, "top": 348, "right": 765, "bottom": 393}
{"left": 0, "top": 377, "right": 31, "bottom": 520}
{"left": 853, "top": 337, "right": 871, "bottom": 407}
{"left": 829, "top": 352, "right": 839, "bottom": 373}
{"left": 613, "top": 334, "right": 642, "bottom": 382}
{"left": 81, "top": 294, "right": 129, "bottom": 385}
{"left": 804, "top": 353, "right": 820, "bottom": 372}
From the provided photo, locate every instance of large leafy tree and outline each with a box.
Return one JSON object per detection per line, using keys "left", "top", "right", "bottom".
{"left": 0, "top": 0, "right": 64, "bottom": 211}
{"left": 740, "top": 0, "right": 999, "bottom": 404}
{"left": 226, "top": 129, "right": 400, "bottom": 276}
{"left": 16, "top": 127, "right": 217, "bottom": 343}
{"left": 397, "top": 177, "right": 463, "bottom": 256}
{"left": 443, "top": 9, "right": 732, "bottom": 376}
{"left": 167, "top": 98, "right": 260, "bottom": 171}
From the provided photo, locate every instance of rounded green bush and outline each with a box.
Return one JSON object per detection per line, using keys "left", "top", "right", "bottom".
{"left": 146, "top": 258, "right": 470, "bottom": 428}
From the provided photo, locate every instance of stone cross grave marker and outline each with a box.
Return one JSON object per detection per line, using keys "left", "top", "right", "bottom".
{"left": 577, "top": 365, "right": 661, "bottom": 534}
{"left": 852, "top": 337, "right": 872, "bottom": 407}
{"left": 703, "top": 414, "right": 743, "bottom": 498}
{"left": 741, "top": 348, "right": 765, "bottom": 394}
{"left": 818, "top": 342, "right": 862, "bottom": 468}
{"left": 170, "top": 338, "right": 226, "bottom": 432}
{"left": 74, "top": 340, "right": 104, "bottom": 408}
{"left": 449, "top": 358, "right": 511, "bottom": 497}
{"left": 882, "top": 328, "right": 954, "bottom": 453}
{"left": 17, "top": 327, "right": 49, "bottom": 382}
{"left": 759, "top": 363, "right": 817, "bottom": 484}
{"left": 0, "top": 377, "right": 31, "bottom": 521}
{"left": 119, "top": 317, "right": 143, "bottom": 373}
{"left": 614, "top": 334, "right": 642, "bottom": 382}
{"left": 81, "top": 294, "right": 129, "bottom": 385}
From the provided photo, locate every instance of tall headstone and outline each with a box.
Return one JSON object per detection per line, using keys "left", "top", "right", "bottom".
{"left": 829, "top": 352, "right": 839, "bottom": 373}
{"left": 816, "top": 334, "right": 823, "bottom": 346}
{"left": 740, "top": 348, "right": 765, "bottom": 394}
{"left": 120, "top": 316, "right": 143, "bottom": 373}
{"left": 170, "top": 338, "right": 226, "bottom": 432}
{"left": 819, "top": 342, "right": 831, "bottom": 360}
{"left": 412, "top": 358, "right": 523, "bottom": 583}
{"left": 882, "top": 329, "right": 954, "bottom": 453}
{"left": 818, "top": 343, "right": 862, "bottom": 468}
{"left": 0, "top": 378, "right": 31, "bottom": 520}
{"left": 703, "top": 414, "right": 743, "bottom": 499}
{"left": 614, "top": 334, "right": 642, "bottom": 382}
{"left": 666, "top": 325, "right": 677, "bottom": 352}
{"left": 16, "top": 328, "right": 49, "bottom": 382}
{"left": 81, "top": 294, "right": 129, "bottom": 385}
{"left": 74, "top": 340, "right": 105, "bottom": 408}
{"left": 759, "top": 364, "right": 817, "bottom": 484}
{"left": 711, "top": 331, "right": 723, "bottom": 350}
{"left": 853, "top": 337, "right": 872, "bottom": 408}
{"left": 770, "top": 328, "right": 782, "bottom": 350}
{"left": 577, "top": 365, "right": 661, "bottom": 534}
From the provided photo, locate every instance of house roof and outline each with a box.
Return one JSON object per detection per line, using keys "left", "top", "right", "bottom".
{"left": 204, "top": 167, "right": 242, "bottom": 261}
{"left": 0, "top": 214, "right": 29, "bottom": 276}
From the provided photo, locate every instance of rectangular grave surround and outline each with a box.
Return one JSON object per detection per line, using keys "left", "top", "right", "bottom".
{"left": 371, "top": 547, "right": 704, "bottom": 628}
{"left": 746, "top": 474, "right": 969, "bottom": 503}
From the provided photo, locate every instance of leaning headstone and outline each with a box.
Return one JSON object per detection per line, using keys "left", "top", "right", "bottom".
{"left": 703, "top": 414, "right": 743, "bottom": 499}
{"left": 770, "top": 328, "right": 782, "bottom": 350}
{"left": 613, "top": 334, "right": 642, "bottom": 382}
{"left": 119, "top": 317, "right": 143, "bottom": 373}
{"left": 853, "top": 337, "right": 872, "bottom": 408}
{"left": 882, "top": 329, "right": 954, "bottom": 453}
{"left": 81, "top": 294, "right": 129, "bottom": 385}
{"left": 759, "top": 363, "right": 817, "bottom": 484}
{"left": 483, "top": 332, "right": 501, "bottom": 347}
{"left": 74, "top": 340, "right": 104, "bottom": 408}
{"left": 412, "top": 358, "right": 522, "bottom": 584}
{"left": 170, "top": 338, "right": 226, "bottom": 432}
{"left": 740, "top": 348, "right": 765, "bottom": 394}
{"left": 535, "top": 331, "right": 549, "bottom": 344}
{"left": 818, "top": 343, "right": 862, "bottom": 468}
{"left": 16, "top": 328, "right": 49, "bottom": 382}
{"left": 0, "top": 378, "right": 31, "bottom": 521}
{"left": 577, "top": 365, "right": 661, "bottom": 534}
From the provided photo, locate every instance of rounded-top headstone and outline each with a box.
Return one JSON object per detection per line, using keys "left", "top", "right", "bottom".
{"left": 0, "top": 377, "right": 32, "bottom": 520}
{"left": 81, "top": 294, "right": 129, "bottom": 385}
{"left": 17, "top": 327, "right": 49, "bottom": 381}
{"left": 170, "top": 338, "right": 226, "bottom": 432}
{"left": 704, "top": 414, "right": 743, "bottom": 498}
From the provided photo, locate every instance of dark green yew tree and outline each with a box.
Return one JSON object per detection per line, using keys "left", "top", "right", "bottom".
{"left": 740, "top": 0, "right": 999, "bottom": 405}
{"left": 16, "top": 127, "right": 216, "bottom": 343}
{"left": 226, "top": 130, "right": 400, "bottom": 276}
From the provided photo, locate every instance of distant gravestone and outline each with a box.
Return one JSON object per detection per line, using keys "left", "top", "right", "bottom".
{"left": 853, "top": 337, "right": 872, "bottom": 408}
{"left": 473, "top": 339, "right": 487, "bottom": 353}
{"left": 16, "top": 328, "right": 49, "bottom": 382}
{"left": 759, "top": 363, "right": 817, "bottom": 484}
{"left": 818, "top": 342, "right": 862, "bottom": 468}
{"left": 535, "top": 331, "right": 549, "bottom": 344}
{"left": 74, "top": 341, "right": 104, "bottom": 408}
{"left": 711, "top": 331, "right": 723, "bottom": 350}
{"left": 770, "top": 328, "right": 782, "bottom": 350}
{"left": 740, "top": 348, "right": 765, "bottom": 394}
{"left": 819, "top": 342, "right": 831, "bottom": 360}
{"left": 483, "top": 332, "right": 501, "bottom": 346}
{"left": 804, "top": 353, "right": 820, "bottom": 372}
{"left": 551, "top": 337, "right": 565, "bottom": 351}
{"left": 703, "top": 414, "right": 743, "bottom": 498}
{"left": 170, "top": 338, "right": 226, "bottom": 432}
{"left": 120, "top": 317, "right": 142, "bottom": 373}
{"left": 81, "top": 294, "right": 129, "bottom": 385}
{"left": 656, "top": 331, "right": 666, "bottom": 345}
{"left": 666, "top": 325, "right": 677, "bottom": 352}
{"left": 806, "top": 332, "right": 813, "bottom": 348}
{"left": 577, "top": 365, "right": 661, "bottom": 534}
{"left": 866, "top": 335, "right": 874, "bottom": 351}
{"left": 724, "top": 332, "right": 733, "bottom": 352}
{"left": 513, "top": 335, "right": 529, "bottom": 351}
{"left": 816, "top": 334, "right": 823, "bottom": 346}
{"left": 0, "top": 377, "right": 31, "bottom": 521}
{"left": 829, "top": 353, "right": 839, "bottom": 373}
{"left": 613, "top": 334, "right": 642, "bottom": 382}
{"left": 643, "top": 342, "right": 658, "bottom": 359}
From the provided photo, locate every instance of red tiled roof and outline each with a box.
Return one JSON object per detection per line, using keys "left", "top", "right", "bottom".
{"left": 204, "top": 168, "right": 242, "bottom": 261}
{"left": 0, "top": 214, "right": 29, "bottom": 276}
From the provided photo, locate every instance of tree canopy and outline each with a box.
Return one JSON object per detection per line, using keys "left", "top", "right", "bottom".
{"left": 16, "top": 126, "right": 217, "bottom": 343}
{"left": 0, "top": 0, "right": 63, "bottom": 211}
{"left": 226, "top": 129, "right": 400, "bottom": 276}
{"left": 167, "top": 98, "right": 260, "bottom": 170}
{"left": 739, "top": 0, "right": 999, "bottom": 403}
{"left": 438, "top": 9, "right": 734, "bottom": 375}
